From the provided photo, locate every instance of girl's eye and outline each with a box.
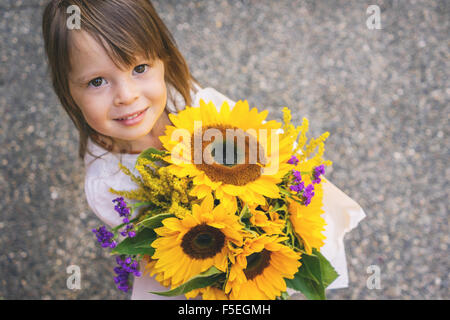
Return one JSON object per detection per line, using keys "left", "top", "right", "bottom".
{"left": 86, "top": 64, "right": 149, "bottom": 88}
{"left": 134, "top": 64, "right": 149, "bottom": 74}
{"left": 88, "top": 77, "right": 105, "bottom": 88}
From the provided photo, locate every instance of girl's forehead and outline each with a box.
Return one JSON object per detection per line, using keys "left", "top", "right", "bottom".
{"left": 68, "top": 31, "right": 119, "bottom": 80}
{"left": 69, "top": 30, "right": 152, "bottom": 67}
{"left": 70, "top": 31, "right": 104, "bottom": 56}
{"left": 69, "top": 31, "right": 118, "bottom": 71}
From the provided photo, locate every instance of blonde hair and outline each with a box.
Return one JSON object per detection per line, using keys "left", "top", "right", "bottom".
{"left": 42, "top": 0, "right": 200, "bottom": 160}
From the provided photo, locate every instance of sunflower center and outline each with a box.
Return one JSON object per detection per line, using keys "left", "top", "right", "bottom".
{"left": 194, "top": 232, "right": 214, "bottom": 248}
{"left": 211, "top": 140, "right": 243, "bottom": 167}
{"left": 181, "top": 224, "right": 226, "bottom": 259}
{"left": 244, "top": 249, "right": 271, "bottom": 280}
{"left": 192, "top": 125, "right": 266, "bottom": 186}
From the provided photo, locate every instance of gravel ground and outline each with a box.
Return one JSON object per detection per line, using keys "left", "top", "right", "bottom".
{"left": 0, "top": 0, "right": 448, "bottom": 300}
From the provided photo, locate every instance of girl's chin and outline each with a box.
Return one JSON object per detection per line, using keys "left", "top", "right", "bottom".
{"left": 113, "top": 130, "right": 153, "bottom": 143}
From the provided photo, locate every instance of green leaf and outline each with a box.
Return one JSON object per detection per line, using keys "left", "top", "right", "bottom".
{"left": 313, "top": 249, "right": 339, "bottom": 288}
{"left": 138, "top": 212, "right": 174, "bottom": 229}
{"left": 110, "top": 227, "right": 157, "bottom": 256}
{"left": 278, "top": 291, "right": 290, "bottom": 300}
{"left": 239, "top": 204, "right": 251, "bottom": 220}
{"left": 272, "top": 201, "right": 281, "bottom": 211}
{"left": 274, "top": 204, "right": 287, "bottom": 213}
{"left": 278, "top": 187, "right": 291, "bottom": 197}
{"left": 150, "top": 266, "right": 225, "bottom": 297}
{"left": 239, "top": 204, "right": 253, "bottom": 230}
{"left": 285, "top": 249, "right": 339, "bottom": 300}
{"left": 135, "top": 147, "right": 167, "bottom": 167}
{"left": 138, "top": 147, "right": 166, "bottom": 160}
{"left": 278, "top": 187, "right": 301, "bottom": 203}
{"left": 295, "top": 253, "right": 323, "bottom": 285}
{"left": 285, "top": 276, "right": 326, "bottom": 300}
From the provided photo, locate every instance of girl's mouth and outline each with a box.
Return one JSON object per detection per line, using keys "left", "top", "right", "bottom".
{"left": 114, "top": 108, "right": 148, "bottom": 126}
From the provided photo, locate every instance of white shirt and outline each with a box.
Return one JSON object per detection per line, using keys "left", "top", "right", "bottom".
{"left": 84, "top": 84, "right": 366, "bottom": 299}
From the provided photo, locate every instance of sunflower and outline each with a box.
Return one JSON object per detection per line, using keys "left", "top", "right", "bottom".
{"left": 287, "top": 174, "right": 327, "bottom": 254}
{"left": 159, "top": 99, "right": 296, "bottom": 211}
{"left": 142, "top": 257, "right": 171, "bottom": 288}
{"left": 248, "top": 205, "right": 286, "bottom": 235}
{"left": 149, "top": 194, "right": 244, "bottom": 289}
{"left": 185, "top": 286, "right": 229, "bottom": 300}
{"left": 224, "top": 235, "right": 301, "bottom": 300}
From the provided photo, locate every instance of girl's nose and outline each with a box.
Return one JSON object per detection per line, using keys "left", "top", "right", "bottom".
{"left": 114, "top": 79, "right": 139, "bottom": 106}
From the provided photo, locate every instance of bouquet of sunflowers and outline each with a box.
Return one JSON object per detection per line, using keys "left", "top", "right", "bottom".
{"left": 92, "top": 100, "right": 338, "bottom": 300}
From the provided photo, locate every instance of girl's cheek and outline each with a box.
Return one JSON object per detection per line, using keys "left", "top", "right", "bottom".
{"left": 82, "top": 108, "right": 100, "bottom": 127}
{"left": 81, "top": 99, "right": 108, "bottom": 124}
{"left": 71, "top": 87, "right": 110, "bottom": 129}
{"left": 147, "top": 80, "right": 167, "bottom": 103}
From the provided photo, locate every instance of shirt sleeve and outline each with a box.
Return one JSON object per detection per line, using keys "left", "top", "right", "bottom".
{"left": 85, "top": 174, "right": 142, "bottom": 229}
{"left": 286, "top": 176, "right": 365, "bottom": 296}
{"left": 192, "top": 87, "right": 235, "bottom": 109}
{"left": 319, "top": 176, "right": 366, "bottom": 289}
{"left": 287, "top": 136, "right": 366, "bottom": 292}
{"left": 84, "top": 176, "right": 127, "bottom": 228}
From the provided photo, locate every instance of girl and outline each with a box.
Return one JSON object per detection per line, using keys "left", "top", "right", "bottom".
{"left": 42, "top": 0, "right": 365, "bottom": 300}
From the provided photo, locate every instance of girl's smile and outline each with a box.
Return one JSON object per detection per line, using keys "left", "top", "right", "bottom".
{"left": 114, "top": 107, "right": 149, "bottom": 126}
{"left": 68, "top": 30, "right": 170, "bottom": 152}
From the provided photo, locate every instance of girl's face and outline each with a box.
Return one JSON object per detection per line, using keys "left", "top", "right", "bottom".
{"left": 68, "top": 31, "right": 168, "bottom": 151}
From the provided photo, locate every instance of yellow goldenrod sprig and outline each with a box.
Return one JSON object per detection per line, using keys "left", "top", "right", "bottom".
{"left": 281, "top": 107, "right": 302, "bottom": 141}
{"left": 117, "top": 162, "right": 145, "bottom": 188}
{"left": 108, "top": 187, "right": 149, "bottom": 202}
{"left": 294, "top": 117, "right": 309, "bottom": 154}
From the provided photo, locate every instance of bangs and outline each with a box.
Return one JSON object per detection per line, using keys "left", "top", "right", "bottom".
{"left": 72, "top": 0, "right": 167, "bottom": 70}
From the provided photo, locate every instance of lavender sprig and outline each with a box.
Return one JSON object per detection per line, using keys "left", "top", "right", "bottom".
{"left": 91, "top": 197, "right": 145, "bottom": 294}
{"left": 114, "top": 256, "right": 142, "bottom": 293}
{"left": 289, "top": 169, "right": 305, "bottom": 193}
{"left": 92, "top": 226, "right": 117, "bottom": 248}
{"left": 302, "top": 184, "right": 315, "bottom": 206}
{"left": 312, "top": 164, "right": 325, "bottom": 184}
{"left": 288, "top": 163, "right": 326, "bottom": 206}
{"left": 288, "top": 155, "right": 299, "bottom": 166}
{"left": 113, "top": 197, "right": 136, "bottom": 238}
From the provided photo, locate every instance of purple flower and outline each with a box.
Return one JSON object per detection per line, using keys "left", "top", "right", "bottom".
{"left": 312, "top": 164, "right": 325, "bottom": 184}
{"left": 113, "top": 256, "right": 142, "bottom": 292}
{"left": 302, "top": 184, "right": 315, "bottom": 206}
{"left": 288, "top": 155, "right": 299, "bottom": 166}
{"left": 288, "top": 166, "right": 320, "bottom": 206}
{"left": 119, "top": 224, "right": 136, "bottom": 238}
{"left": 92, "top": 226, "right": 117, "bottom": 248}
{"left": 113, "top": 197, "right": 131, "bottom": 219}
{"left": 292, "top": 170, "right": 302, "bottom": 182}
{"left": 112, "top": 197, "right": 136, "bottom": 239}
{"left": 289, "top": 169, "right": 305, "bottom": 194}
{"left": 289, "top": 181, "right": 305, "bottom": 193}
